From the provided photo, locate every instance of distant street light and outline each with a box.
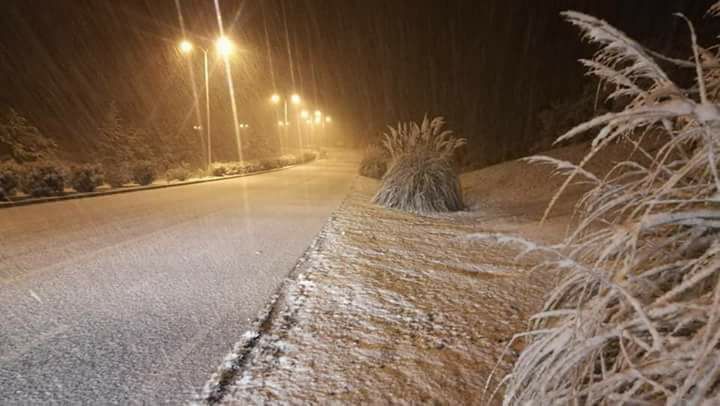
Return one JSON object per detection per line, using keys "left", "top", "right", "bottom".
{"left": 300, "top": 110, "right": 310, "bottom": 120}
{"left": 178, "top": 36, "right": 236, "bottom": 168}
{"left": 325, "top": 116, "right": 332, "bottom": 123}
{"left": 179, "top": 40, "right": 194, "bottom": 54}
{"left": 270, "top": 93, "right": 302, "bottom": 128}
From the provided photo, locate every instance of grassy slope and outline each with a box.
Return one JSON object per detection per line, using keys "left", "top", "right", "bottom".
{"left": 217, "top": 141, "right": 637, "bottom": 404}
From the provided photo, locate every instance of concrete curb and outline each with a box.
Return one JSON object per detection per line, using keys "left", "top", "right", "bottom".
{"left": 0, "top": 162, "right": 308, "bottom": 209}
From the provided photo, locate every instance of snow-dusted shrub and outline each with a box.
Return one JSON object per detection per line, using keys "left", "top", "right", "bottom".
{"left": 210, "top": 163, "right": 228, "bottom": 177}
{"left": 0, "top": 108, "right": 57, "bottom": 163}
{"left": 131, "top": 161, "right": 155, "bottom": 185}
{"left": 165, "top": 164, "right": 192, "bottom": 182}
{"left": 258, "top": 158, "right": 281, "bottom": 170}
{"left": 300, "top": 150, "right": 318, "bottom": 162}
{"left": 374, "top": 116, "right": 465, "bottom": 213}
{"left": 382, "top": 115, "right": 466, "bottom": 159}
{"left": 482, "top": 7, "right": 720, "bottom": 405}
{"left": 373, "top": 152, "right": 463, "bottom": 213}
{"left": 69, "top": 164, "right": 104, "bottom": 193}
{"left": 0, "top": 160, "right": 21, "bottom": 200}
{"left": 277, "top": 154, "right": 299, "bottom": 167}
{"left": 104, "top": 164, "right": 130, "bottom": 188}
{"left": 211, "top": 161, "right": 253, "bottom": 176}
{"left": 359, "top": 157, "right": 387, "bottom": 179}
{"left": 20, "top": 161, "right": 66, "bottom": 197}
{"left": 359, "top": 145, "right": 389, "bottom": 179}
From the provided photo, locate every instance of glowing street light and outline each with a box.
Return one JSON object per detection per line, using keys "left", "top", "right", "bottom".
{"left": 325, "top": 116, "right": 332, "bottom": 123}
{"left": 178, "top": 36, "right": 238, "bottom": 168}
{"left": 179, "top": 40, "right": 194, "bottom": 54}
{"left": 314, "top": 110, "right": 322, "bottom": 118}
{"left": 215, "top": 36, "right": 235, "bottom": 56}
{"left": 300, "top": 110, "right": 310, "bottom": 119}
{"left": 270, "top": 93, "right": 302, "bottom": 129}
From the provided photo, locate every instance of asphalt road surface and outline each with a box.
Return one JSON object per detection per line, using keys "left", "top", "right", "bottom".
{"left": 0, "top": 151, "right": 358, "bottom": 404}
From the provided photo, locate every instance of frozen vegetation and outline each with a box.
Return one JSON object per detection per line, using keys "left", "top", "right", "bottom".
{"left": 373, "top": 116, "right": 466, "bottom": 214}
{"left": 205, "top": 139, "right": 630, "bottom": 404}
{"left": 486, "top": 6, "right": 720, "bottom": 404}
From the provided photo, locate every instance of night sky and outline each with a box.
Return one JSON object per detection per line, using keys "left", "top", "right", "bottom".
{"left": 0, "top": 0, "right": 715, "bottom": 163}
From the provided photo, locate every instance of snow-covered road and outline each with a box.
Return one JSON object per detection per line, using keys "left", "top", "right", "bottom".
{"left": 0, "top": 151, "right": 358, "bottom": 403}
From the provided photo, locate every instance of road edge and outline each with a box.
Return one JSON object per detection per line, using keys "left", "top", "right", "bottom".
{"left": 195, "top": 181, "right": 355, "bottom": 405}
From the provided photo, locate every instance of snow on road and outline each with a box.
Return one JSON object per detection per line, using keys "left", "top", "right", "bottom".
{"left": 0, "top": 151, "right": 359, "bottom": 404}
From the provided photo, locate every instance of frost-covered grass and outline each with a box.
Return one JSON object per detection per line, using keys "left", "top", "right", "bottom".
{"left": 214, "top": 148, "right": 595, "bottom": 403}
{"left": 358, "top": 144, "right": 389, "bottom": 179}
{"left": 374, "top": 116, "right": 466, "bottom": 213}
{"left": 484, "top": 7, "right": 720, "bottom": 405}
{"left": 373, "top": 151, "right": 463, "bottom": 213}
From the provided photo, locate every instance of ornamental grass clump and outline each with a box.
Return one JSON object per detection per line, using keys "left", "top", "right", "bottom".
{"left": 373, "top": 115, "right": 465, "bottom": 213}
{"left": 476, "top": 6, "right": 720, "bottom": 405}
{"left": 358, "top": 144, "right": 389, "bottom": 179}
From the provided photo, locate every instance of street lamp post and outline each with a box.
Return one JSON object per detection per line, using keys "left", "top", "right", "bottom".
{"left": 270, "top": 93, "right": 301, "bottom": 126}
{"left": 271, "top": 93, "right": 301, "bottom": 148}
{"left": 179, "top": 37, "right": 235, "bottom": 169}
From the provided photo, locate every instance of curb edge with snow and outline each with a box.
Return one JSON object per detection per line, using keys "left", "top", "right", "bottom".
{"left": 0, "top": 163, "right": 307, "bottom": 209}
{"left": 195, "top": 212, "right": 336, "bottom": 404}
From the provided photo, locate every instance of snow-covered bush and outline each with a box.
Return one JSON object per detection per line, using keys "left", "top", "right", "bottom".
{"left": 0, "top": 160, "right": 21, "bottom": 200}
{"left": 482, "top": 7, "right": 720, "bottom": 405}
{"left": 373, "top": 151, "right": 463, "bottom": 213}
{"left": 258, "top": 158, "right": 281, "bottom": 171}
{"left": 20, "top": 161, "right": 66, "bottom": 197}
{"left": 211, "top": 161, "right": 253, "bottom": 176}
{"left": 209, "top": 154, "right": 308, "bottom": 178}
{"left": 277, "top": 154, "right": 299, "bottom": 167}
{"left": 0, "top": 108, "right": 57, "bottom": 163}
{"left": 210, "top": 163, "right": 228, "bottom": 177}
{"left": 381, "top": 115, "right": 466, "bottom": 159}
{"left": 104, "top": 164, "right": 130, "bottom": 188}
{"left": 300, "top": 150, "right": 318, "bottom": 162}
{"left": 374, "top": 116, "right": 465, "bottom": 213}
{"left": 131, "top": 161, "right": 155, "bottom": 186}
{"left": 70, "top": 164, "right": 104, "bottom": 193}
{"left": 165, "top": 164, "right": 192, "bottom": 182}
{"left": 359, "top": 144, "right": 389, "bottom": 179}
